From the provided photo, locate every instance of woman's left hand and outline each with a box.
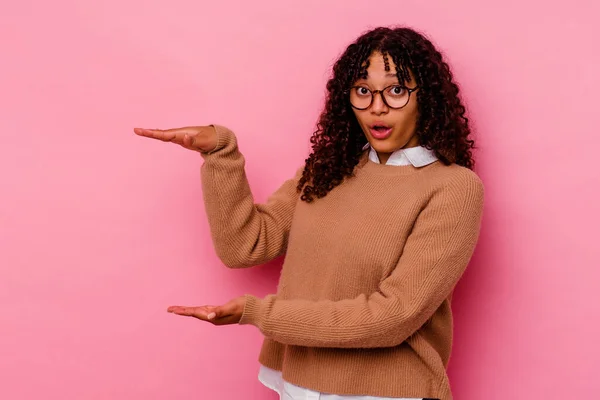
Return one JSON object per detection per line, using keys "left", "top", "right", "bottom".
{"left": 167, "top": 296, "right": 246, "bottom": 326}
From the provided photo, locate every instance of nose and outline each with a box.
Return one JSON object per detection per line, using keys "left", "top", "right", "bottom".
{"left": 370, "top": 91, "right": 389, "bottom": 115}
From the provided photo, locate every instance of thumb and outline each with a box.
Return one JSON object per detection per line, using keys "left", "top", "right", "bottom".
{"left": 206, "top": 305, "right": 219, "bottom": 320}
{"left": 208, "top": 301, "right": 237, "bottom": 320}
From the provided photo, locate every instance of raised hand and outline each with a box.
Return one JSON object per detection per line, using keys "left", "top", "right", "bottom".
{"left": 133, "top": 126, "right": 218, "bottom": 153}
{"left": 167, "top": 296, "right": 246, "bottom": 326}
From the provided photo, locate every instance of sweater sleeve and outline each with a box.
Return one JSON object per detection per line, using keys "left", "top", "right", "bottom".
{"left": 200, "top": 125, "right": 303, "bottom": 268}
{"left": 238, "top": 172, "right": 484, "bottom": 348}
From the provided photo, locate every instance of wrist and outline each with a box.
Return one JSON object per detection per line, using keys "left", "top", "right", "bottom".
{"left": 239, "top": 294, "right": 262, "bottom": 326}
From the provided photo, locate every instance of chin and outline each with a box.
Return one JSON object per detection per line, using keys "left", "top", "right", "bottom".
{"left": 369, "top": 140, "right": 402, "bottom": 154}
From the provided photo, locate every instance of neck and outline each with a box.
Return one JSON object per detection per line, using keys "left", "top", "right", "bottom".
{"left": 377, "top": 152, "right": 391, "bottom": 165}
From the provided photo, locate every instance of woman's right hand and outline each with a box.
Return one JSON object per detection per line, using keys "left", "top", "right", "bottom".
{"left": 133, "top": 125, "right": 218, "bottom": 153}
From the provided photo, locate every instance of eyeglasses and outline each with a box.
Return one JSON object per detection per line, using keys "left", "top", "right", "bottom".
{"left": 348, "top": 85, "right": 419, "bottom": 110}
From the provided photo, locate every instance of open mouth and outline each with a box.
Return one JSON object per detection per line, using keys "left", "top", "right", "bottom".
{"left": 369, "top": 123, "right": 393, "bottom": 139}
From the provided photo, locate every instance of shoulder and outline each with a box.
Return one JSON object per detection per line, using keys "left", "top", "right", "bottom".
{"left": 424, "top": 163, "right": 484, "bottom": 208}
{"left": 431, "top": 163, "right": 483, "bottom": 190}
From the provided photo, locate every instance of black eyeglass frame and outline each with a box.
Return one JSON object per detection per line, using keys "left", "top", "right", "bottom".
{"left": 347, "top": 85, "right": 419, "bottom": 110}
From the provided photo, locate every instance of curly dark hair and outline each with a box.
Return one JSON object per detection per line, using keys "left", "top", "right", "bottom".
{"left": 297, "top": 26, "right": 476, "bottom": 203}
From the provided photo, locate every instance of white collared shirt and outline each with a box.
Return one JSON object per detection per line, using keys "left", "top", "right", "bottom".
{"left": 258, "top": 144, "right": 438, "bottom": 400}
{"left": 362, "top": 143, "right": 438, "bottom": 167}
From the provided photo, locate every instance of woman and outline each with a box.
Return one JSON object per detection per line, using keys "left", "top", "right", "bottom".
{"left": 134, "top": 26, "right": 484, "bottom": 400}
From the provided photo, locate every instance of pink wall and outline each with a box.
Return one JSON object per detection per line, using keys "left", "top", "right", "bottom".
{"left": 1, "top": 1, "right": 598, "bottom": 399}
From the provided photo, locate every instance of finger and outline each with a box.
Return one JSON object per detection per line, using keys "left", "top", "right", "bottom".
{"left": 167, "top": 305, "right": 211, "bottom": 320}
{"left": 134, "top": 128, "right": 190, "bottom": 145}
{"left": 134, "top": 127, "right": 193, "bottom": 136}
{"left": 133, "top": 128, "right": 179, "bottom": 143}
{"left": 166, "top": 305, "right": 194, "bottom": 316}
{"left": 167, "top": 305, "right": 216, "bottom": 313}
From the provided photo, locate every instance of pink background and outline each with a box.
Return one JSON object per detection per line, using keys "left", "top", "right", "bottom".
{"left": 1, "top": 1, "right": 599, "bottom": 399}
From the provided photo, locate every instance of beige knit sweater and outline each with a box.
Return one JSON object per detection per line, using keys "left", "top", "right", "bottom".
{"left": 200, "top": 125, "right": 484, "bottom": 400}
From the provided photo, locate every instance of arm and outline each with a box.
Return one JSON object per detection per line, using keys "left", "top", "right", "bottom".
{"left": 200, "top": 125, "right": 303, "bottom": 269}
{"left": 239, "top": 172, "right": 484, "bottom": 348}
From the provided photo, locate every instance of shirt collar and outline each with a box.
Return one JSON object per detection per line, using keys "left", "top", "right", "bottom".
{"left": 361, "top": 143, "right": 438, "bottom": 167}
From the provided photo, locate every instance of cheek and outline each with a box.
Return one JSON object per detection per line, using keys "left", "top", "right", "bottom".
{"left": 408, "top": 101, "right": 420, "bottom": 126}
{"left": 390, "top": 113, "right": 409, "bottom": 130}
{"left": 352, "top": 110, "right": 363, "bottom": 124}
{"left": 393, "top": 107, "right": 418, "bottom": 131}
{"left": 352, "top": 110, "right": 369, "bottom": 128}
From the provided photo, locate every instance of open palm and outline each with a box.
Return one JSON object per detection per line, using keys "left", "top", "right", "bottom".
{"left": 133, "top": 126, "right": 217, "bottom": 153}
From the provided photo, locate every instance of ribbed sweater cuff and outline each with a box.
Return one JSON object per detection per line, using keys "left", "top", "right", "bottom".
{"left": 201, "top": 124, "right": 235, "bottom": 155}
{"left": 239, "top": 294, "right": 266, "bottom": 327}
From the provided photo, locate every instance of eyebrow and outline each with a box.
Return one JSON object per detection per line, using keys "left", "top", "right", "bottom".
{"left": 355, "top": 76, "right": 400, "bottom": 85}
{"left": 356, "top": 72, "right": 400, "bottom": 81}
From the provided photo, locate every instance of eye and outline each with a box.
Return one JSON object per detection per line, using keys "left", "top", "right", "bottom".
{"left": 354, "top": 87, "right": 371, "bottom": 96}
{"left": 387, "top": 85, "right": 406, "bottom": 96}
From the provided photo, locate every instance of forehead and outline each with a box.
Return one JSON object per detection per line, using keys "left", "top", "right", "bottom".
{"left": 360, "top": 52, "right": 401, "bottom": 81}
{"left": 357, "top": 51, "right": 414, "bottom": 84}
